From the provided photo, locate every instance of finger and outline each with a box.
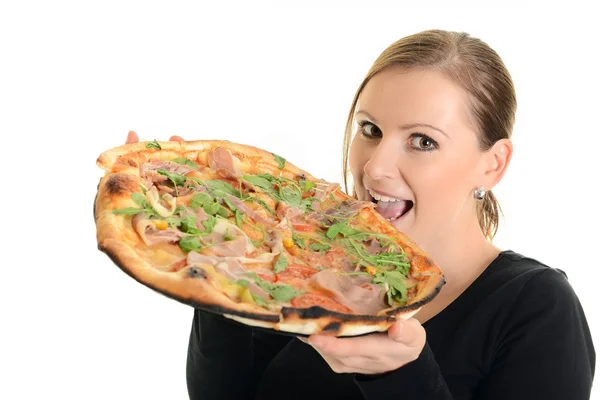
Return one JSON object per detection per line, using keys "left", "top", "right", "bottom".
{"left": 388, "top": 318, "right": 425, "bottom": 345}
{"left": 126, "top": 130, "right": 139, "bottom": 144}
{"left": 169, "top": 135, "right": 184, "bottom": 141}
{"left": 308, "top": 333, "right": 387, "bottom": 358}
{"left": 297, "top": 336, "right": 309, "bottom": 344}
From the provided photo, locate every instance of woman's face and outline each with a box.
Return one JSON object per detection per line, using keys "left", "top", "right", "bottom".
{"left": 349, "top": 67, "right": 497, "bottom": 250}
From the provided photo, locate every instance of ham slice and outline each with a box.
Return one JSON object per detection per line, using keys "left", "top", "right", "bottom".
{"left": 225, "top": 194, "right": 277, "bottom": 227}
{"left": 309, "top": 269, "right": 387, "bottom": 314}
{"left": 213, "top": 260, "right": 270, "bottom": 300}
{"left": 186, "top": 252, "right": 270, "bottom": 300}
{"left": 140, "top": 160, "right": 193, "bottom": 187}
{"left": 313, "top": 181, "right": 340, "bottom": 200}
{"left": 208, "top": 147, "right": 241, "bottom": 178}
{"left": 132, "top": 213, "right": 185, "bottom": 245}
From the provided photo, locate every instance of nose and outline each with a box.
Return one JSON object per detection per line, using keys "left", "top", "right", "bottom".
{"left": 363, "top": 139, "right": 400, "bottom": 181}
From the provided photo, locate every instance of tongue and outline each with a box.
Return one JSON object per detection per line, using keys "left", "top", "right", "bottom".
{"left": 375, "top": 200, "right": 409, "bottom": 219}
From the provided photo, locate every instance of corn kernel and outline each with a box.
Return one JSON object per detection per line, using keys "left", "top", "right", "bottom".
{"left": 154, "top": 220, "right": 168, "bottom": 230}
{"left": 283, "top": 237, "right": 294, "bottom": 248}
{"left": 366, "top": 266, "right": 378, "bottom": 275}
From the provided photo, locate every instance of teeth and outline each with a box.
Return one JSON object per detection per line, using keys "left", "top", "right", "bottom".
{"left": 368, "top": 189, "right": 402, "bottom": 202}
{"left": 388, "top": 212, "right": 403, "bottom": 221}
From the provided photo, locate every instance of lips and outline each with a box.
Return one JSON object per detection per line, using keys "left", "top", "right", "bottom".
{"left": 366, "top": 187, "right": 414, "bottom": 221}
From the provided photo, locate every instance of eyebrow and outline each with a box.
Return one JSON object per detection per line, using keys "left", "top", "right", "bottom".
{"left": 355, "top": 110, "right": 449, "bottom": 138}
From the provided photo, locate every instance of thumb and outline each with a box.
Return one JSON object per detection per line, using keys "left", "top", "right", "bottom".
{"left": 388, "top": 318, "right": 423, "bottom": 344}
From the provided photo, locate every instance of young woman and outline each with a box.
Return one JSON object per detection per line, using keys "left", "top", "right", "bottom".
{"left": 126, "top": 29, "right": 596, "bottom": 399}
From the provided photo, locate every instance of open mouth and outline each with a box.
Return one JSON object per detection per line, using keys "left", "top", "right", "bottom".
{"left": 367, "top": 188, "right": 414, "bottom": 222}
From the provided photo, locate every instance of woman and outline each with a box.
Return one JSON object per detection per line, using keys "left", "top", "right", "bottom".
{"left": 126, "top": 30, "right": 595, "bottom": 399}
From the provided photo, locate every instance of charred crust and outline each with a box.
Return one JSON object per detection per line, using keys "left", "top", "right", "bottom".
{"left": 323, "top": 322, "right": 342, "bottom": 333}
{"left": 105, "top": 174, "right": 135, "bottom": 195}
{"left": 187, "top": 267, "right": 207, "bottom": 279}
{"left": 281, "top": 306, "right": 393, "bottom": 322}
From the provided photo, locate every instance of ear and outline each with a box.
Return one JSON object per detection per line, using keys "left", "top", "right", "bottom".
{"left": 480, "top": 138, "right": 513, "bottom": 190}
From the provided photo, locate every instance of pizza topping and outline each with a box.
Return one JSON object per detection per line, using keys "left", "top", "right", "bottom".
{"left": 146, "top": 187, "right": 177, "bottom": 217}
{"left": 208, "top": 147, "right": 242, "bottom": 178}
{"left": 146, "top": 139, "right": 161, "bottom": 149}
{"left": 132, "top": 213, "right": 185, "bottom": 245}
{"left": 312, "top": 181, "right": 340, "bottom": 201}
{"left": 172, "top": 157, "right": 200, "bottom": 169}
{"left": 272, "top": 152, "right": 286, "bottom": 169}
{"left": 140, "top": 160, "right": 193, "bottom": 187}
{"left": 309, "top": 269, "right": 388, "bottom": 314}
{"left": 241, "top": 174, "right": 315, "bottom": 212}
{"left": 223, "top": 194, "right": 278, "bottom": 227}
{"left": 245, "top": 272, "right": 304, "bottom": 303}
{"left": 290, "top": 293, "right": 353, "bottom": 314}
{"left": 212, "top": 260, "right": 271, "bottom": 301}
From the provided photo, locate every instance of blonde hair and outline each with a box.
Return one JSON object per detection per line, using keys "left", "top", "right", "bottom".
{"left": 342, "top": 29, "right": 517, "bottom": 240}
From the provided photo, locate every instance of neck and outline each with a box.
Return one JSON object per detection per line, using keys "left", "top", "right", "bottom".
{"left": 424, "top": 214, "right": 501, "bottom": 293}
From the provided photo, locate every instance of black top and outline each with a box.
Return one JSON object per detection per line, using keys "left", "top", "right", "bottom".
{"left": 185, "top": 250, "right": 596, "bottom": 399}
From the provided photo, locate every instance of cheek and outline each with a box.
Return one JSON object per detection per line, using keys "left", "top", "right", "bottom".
{"left": 412, "top": 153, "right": 478, "bottom": 208}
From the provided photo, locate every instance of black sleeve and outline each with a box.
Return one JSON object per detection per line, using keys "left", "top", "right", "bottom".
{"left": 185, "top": 309, "right": 293, "bottom": 400}
{"left": 353, "top": 268, "right": 596, "bottom": 400}
{"left": 474, "top": 268, "right": 595, "bottom": 399}
{"left": 186, "top": 309, "right": 257, "bottom": 400}
{"left": 353, "top": 342, "right": 454, "bottom": 399}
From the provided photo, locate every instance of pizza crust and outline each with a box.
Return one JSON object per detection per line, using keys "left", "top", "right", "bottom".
{"left": 95, "top": 139, "right": 446, "bottom": 336}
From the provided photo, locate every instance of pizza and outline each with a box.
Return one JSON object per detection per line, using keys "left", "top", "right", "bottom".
{"left": 94, "top": 138, "right": 445, "bottom": 336}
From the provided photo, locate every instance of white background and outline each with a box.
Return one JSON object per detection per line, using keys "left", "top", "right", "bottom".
{"left": 1, "top": 1, "right": 598, "bottom": 399}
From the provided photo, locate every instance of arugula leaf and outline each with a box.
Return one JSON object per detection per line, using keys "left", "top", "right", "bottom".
{"left": 310, "top": 242, "right": 331, "bottom": 252}
{"left": 274, "top": 254, "right": 288, "bottom": 273}
{"left": 172, "top": 157, "right": 199, "bottom": 169}
{"left": 223, "top": 197, "right": 237, "bottom": 212}
{"left": 189, "top": 192, "right": 214, "bottom": 209}
{"left": 373, "top": 269, "right": 408, "bottom": 306}
{"left": 292, "top": 234, "right": 306, "bottom": 249}
{"left": 326, "top": 222, "right": 360, "bottom": 239}
{"left": 113, "top": 192, "right": 159, "bottom": 217}
{"left": 251, "top": 293, "right": 269, "bottom": 307}
{"left": 179, "top": 236, "right": 203, "bottom": 252}
{"left": 272, "top": 153, "right": 286, "bottom": 169}
{"left": 113, "top": 207, "right": 145, "bottom": 215}
{"left": 301, "top": 179, "right": 315, "bottom": 192}
{"left": 242, "top": 175, "right": 274, "bottom": 191}
{"left": 157, "top": 169, "right": 186, "bottom": 186}
{"left": 202, "top": 215, "right": 217, "bottom": 233}
{"left": 180, "top": 214, "right": 201, "bottom": 234}
{"left": 146, "top": 140, "right": 161, "bottom": 149}
{"left": 246, "top": 272, "right": 303, "bottom": 302}
{"left": 132, "top": 192, "right": 149, "bottom": 207}
{"left": 235, "top": 210, "right": 243, "bottom": 228}
{"left": 203, "top": 180, "right": 242, "bottom": 198}
{"left": 203, "top": 202, "right": 221, "bottom": 215}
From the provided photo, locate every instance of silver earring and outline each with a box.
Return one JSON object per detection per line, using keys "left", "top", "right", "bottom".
{"left": 474, "top": 186, "right": 486, "bottom": 200}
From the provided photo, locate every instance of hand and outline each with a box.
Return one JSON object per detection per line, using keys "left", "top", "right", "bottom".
{"left": 305, "top": 318, "right": 426, "bottom": 375}
{"left": 125, "top": 130, "right": 184, "bottom": 144}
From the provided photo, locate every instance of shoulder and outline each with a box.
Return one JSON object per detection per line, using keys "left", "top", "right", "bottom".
{"left": 489, "top": 250, "right": 588, "bottom": 330}
{"left": 481, "top": 250, "right": 572, "bottom": 299}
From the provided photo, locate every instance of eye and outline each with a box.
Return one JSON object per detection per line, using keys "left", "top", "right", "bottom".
{"left": 358, "top": 121, "right": 382, "bottom": 139}
{"left": 409, "top": 134, "right": 438, "bottom": 152}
